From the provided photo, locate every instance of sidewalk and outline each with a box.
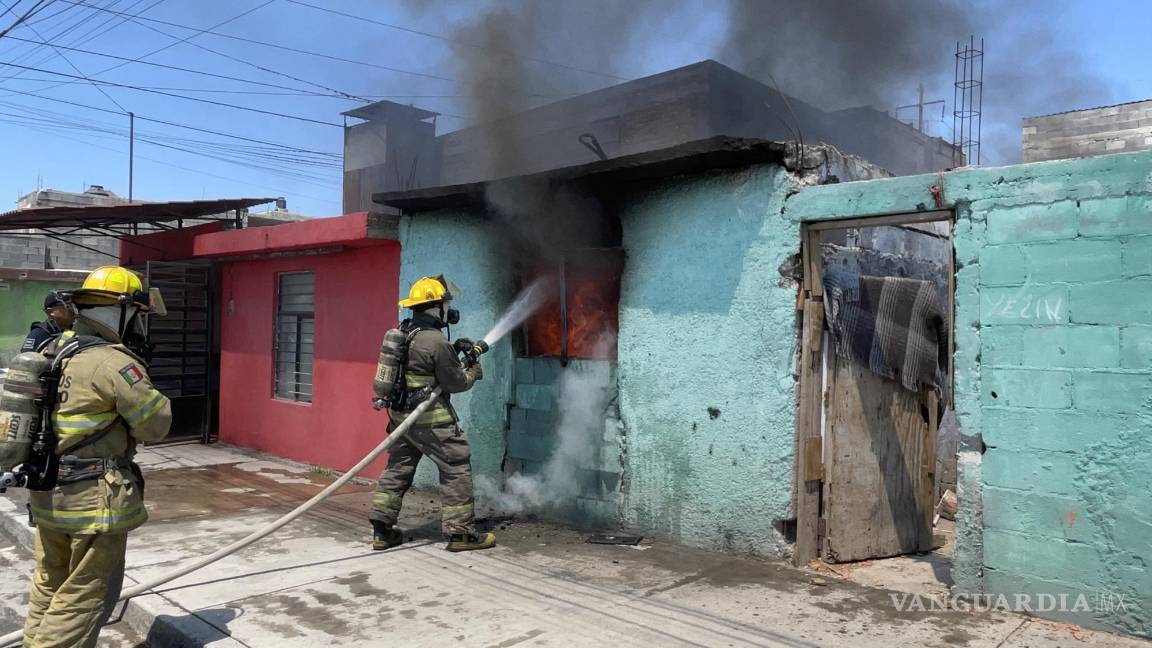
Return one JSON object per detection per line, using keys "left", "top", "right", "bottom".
{"left": 1, "top": 442, "right": 1147, "bottom": 647}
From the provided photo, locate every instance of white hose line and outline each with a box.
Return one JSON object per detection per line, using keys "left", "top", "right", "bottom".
{"left": 0, "top": 388, "right": 442, "bottom": 648}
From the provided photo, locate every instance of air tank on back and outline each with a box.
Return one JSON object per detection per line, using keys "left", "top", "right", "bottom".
{"left": 0, "top": 352, "right": 51, "bottom": 470}
{"left": 373, "top": 329, "right": 409, "bottom": 404}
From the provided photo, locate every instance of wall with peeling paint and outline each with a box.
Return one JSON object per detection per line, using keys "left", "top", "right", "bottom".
{"left": 786, "top": 150, "right": 1152, "bottom": 638}
{"left": 616, "top": 164, "right": 801, "bottom": 558}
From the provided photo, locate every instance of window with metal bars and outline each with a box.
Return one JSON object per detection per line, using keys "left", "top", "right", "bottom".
{"left": 274, "top": 271, "right": 314, "bottom": 403}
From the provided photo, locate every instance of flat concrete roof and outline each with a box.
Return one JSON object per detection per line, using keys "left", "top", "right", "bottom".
{"left": 373, "top": 136, "right": 788, "bottom": 213}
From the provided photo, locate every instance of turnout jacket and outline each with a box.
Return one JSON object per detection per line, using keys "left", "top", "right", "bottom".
{"left": 387, "top": 315, "right": 482, "bottom": 427}
{"left": 30, "top": 342, "right": 171, "bottom": 534}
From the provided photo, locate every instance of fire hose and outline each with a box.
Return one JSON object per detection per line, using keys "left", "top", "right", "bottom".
{"left": 0, "top": 386, "right": 445, "bottom": 648}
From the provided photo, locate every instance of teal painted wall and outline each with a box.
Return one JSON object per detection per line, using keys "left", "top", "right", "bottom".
{"left": 396, "top": 212, "right": 514, "bottom": 488}
{"left": 0, "top": 278, "right": 72, "bottom": 367}
{"left": 616, "top": 164, "right": 799, "bottom": 558}
{"left": 786, "top": 150, "right": 1152, "bottom": 638}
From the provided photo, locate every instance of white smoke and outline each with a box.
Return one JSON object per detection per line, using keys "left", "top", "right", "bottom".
{"left": 477, "top": 333, "right": 617, "bottom": 517}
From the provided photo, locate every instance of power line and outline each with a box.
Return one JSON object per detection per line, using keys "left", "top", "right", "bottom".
{"left": 91, "top": 0, "right": 274, "bottom": 76}
{"left": 0, "top": 61, "right": 344, "bottom": 126}
{"left": 10, "top": 120, "right": 338, "bottom": 203}
{"left": 1, "top": 78, "right": 570, "bottom": 100}
{"left": 1, "top": 85, "right": 341, "bottom": 156}
{"left": 0, "top": 36, "right": 368, "bottom": 98}
{"left": 0, "top": 0, "right": 54, "bottom": 40}
{"left": 0, "top": 106, "right": 342, "bottom": 186}
{"left": 0, "top": 0, "right": 155, "bottom": 89}
{"left": 0, "top": 0, "right": 127, "bottom": 111}
{"left": 104, "top": 2, "right": 372, "bottom": 104}
{"left": 56, "top": 0, "right": 464, "bottom": 86}
{"left": 284, "top": 0, "right": 628, "bottom": 83}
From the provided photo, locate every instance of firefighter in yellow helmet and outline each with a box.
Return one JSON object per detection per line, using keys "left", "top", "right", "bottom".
{"left": 369, "top": 276, "right": 495, "bottom": 552}
{"left": 21, "top": 266, "right": 171, "bottom": 648}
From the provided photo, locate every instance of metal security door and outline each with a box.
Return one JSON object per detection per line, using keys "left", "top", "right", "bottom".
{"left": 144, "top": 261, "right": 214, "bottom": 443}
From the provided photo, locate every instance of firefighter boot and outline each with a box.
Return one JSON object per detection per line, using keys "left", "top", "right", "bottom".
{"left": 445, "top": 531, "right": 496, "bottom": 552}
{"left": 371, "top": 520, "right": 403, "bottom": 550}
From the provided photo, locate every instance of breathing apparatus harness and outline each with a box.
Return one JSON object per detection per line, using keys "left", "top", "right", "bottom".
{"left": 370, "top": 313, "right": 488, "bottom": 413}
{"left": 0, "top": 335, "right": 112, "bottom": 493}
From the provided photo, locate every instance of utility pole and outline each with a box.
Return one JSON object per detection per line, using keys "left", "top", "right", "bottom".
{"left": 896, "top": 85, "right": 945, "bottom": 134}
{"left": 128, "top": 111, "right": 135, "bottom": 202}
{"left": 917, "top": 84, "right": 925, "bottom": 133}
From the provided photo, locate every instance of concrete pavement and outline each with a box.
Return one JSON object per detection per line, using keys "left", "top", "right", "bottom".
{"left": 1, "top": 442, "right": 1148, "bottom": 647}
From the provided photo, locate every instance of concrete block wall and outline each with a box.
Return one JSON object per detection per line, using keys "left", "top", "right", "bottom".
{"left": 1024, "top": 100, "right": 1152, "bottom": 163}
{"left": 507, "top": 357, "right": 622, "bottom": 528}
{"left": 0, "top": 231, "right": 116, "bottom": 270}
{"left": 787, "top": 150, "right": 1152, "bottom": 637}
{"left": 973, "top": 190, "right": 1152, "bottom": 634}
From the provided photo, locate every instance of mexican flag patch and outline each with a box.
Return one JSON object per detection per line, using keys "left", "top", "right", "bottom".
{"left": 118, "top": 363, "right": 144, "bottom": 386}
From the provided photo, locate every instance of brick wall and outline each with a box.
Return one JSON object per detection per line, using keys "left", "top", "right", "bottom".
{"left": 1024, "top": 100, "right": 1152, "bottom": 163}
{"left": 507, "top": 357, "right": 622, "bottom": 528}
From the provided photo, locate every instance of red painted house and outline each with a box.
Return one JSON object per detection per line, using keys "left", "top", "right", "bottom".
{"left": 120, "top": 212, "right": 401, "bottom": 473}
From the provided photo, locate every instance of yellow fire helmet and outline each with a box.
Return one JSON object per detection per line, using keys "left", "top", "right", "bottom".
{"left": 71, "top": 265, "right": 166, "bottom": 315}
{"left": 398, "top": 275, "right": 457, "bottom": 308}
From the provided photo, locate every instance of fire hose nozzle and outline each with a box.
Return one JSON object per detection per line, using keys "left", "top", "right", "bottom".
{"left": 463, "top": 340, "right": 489, "bottom": 367}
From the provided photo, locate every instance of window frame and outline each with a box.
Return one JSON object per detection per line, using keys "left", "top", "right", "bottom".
{"left": 273, "top": 271, "right": 315, "bottom": 404}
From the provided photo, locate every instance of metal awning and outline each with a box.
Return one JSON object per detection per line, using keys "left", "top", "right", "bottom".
{"left": 0, "top": 197, "right": 277, "bottom": 232}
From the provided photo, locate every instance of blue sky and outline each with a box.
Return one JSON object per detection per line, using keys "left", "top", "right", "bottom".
{"left": 0, "top": 0, "right": 1145, "bottom": 217}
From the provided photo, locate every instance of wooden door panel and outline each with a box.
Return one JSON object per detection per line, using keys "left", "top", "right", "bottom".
{"left": 823, "top": 354, "right": 934, "bottom": 562}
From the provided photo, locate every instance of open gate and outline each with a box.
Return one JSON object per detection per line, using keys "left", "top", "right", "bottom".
{"left": 142, "top": 261, "right": 215, "bottom": 444}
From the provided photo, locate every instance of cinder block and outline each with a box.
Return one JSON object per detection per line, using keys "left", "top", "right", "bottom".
{"left": 983, "top": 487, "right": 1103, "bottom": 543}
{"left": 1019, "top": 326, "right": 1120, "bottom": 368}
{"left": 982, "top": 327, "right": 1024, "bottom": 366}
{"left": 532, "top": 358, "right": 561, "bottom": 386}
{"left": 506, "top": 432, "right": 554, "bottom": 463}
{"left": 983, "top": 530, "right": 1103, "bottom": 587}
{"left": 508, "top": 407, "right": 527, "bottom": 435}
{"left": 515, "top": 383, "right": 553, "bottom": 411}
{"left": 1122, "top": 236, "right": 1152, "bottom": 277}
{"left": 1069, "top": 279, "right": 1152, "bottom": 324}
{"left": 982, "top": 368, "right": 1071, "bottom": 409}
{"left": 525, "top": 409, "right": 555, "bottom": 436}
{"left": 573, "top": 497, "right": 617, "bottom": 526}
{"left": 514, "top": 358, "right": 534, "bottom": 384}
{"left": 986, "top": 202, "right": 1077, "bottom": 244}
{"left": 1079, "top": 196, "right": 1152, "bottom": 237}
{"left": 983, "top": 571, "right": 1105, "bottom": 628}
{"left": 1072, "top": 371, "right": 1152, "bottom": 413}
{"left": 983, "top": 450, "right": 1078, "bottom": 496}
{"left": 981, "top": 286, "right": 1069, "bottom": 325}
{"left": 1120, "top": 326, "right": 1152, "bottom": 368}
{"left": 979, "top": 245, "right": 1027, "bottom": 286}
{"left": 1026, "top": 239, "right": 1122, "bottom": 282}
{"left": 982, "top": 408, "right": 1133, "bottom": 452}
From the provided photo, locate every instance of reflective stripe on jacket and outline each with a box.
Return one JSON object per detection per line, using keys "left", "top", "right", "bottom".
{"left": 30, "top": 344, "right": 172, "bottom": 534}
{"left": 386, "top": 316, "right": 480, "bottom": 428}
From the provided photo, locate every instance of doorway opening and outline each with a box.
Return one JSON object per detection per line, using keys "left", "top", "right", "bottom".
{"left": 795, "top": 210, "right": 956, "bottom": 596}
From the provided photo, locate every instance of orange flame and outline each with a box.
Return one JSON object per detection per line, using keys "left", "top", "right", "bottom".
{"left": 524, "top": 251, "right": 621, "bottom": 360}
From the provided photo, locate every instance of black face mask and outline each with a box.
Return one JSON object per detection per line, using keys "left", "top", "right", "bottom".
{"left": 445, "top": 308, "right": 460, "bottom": 326}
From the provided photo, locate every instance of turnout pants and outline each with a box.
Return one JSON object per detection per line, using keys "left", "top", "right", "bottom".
{"left": 23, "top": 529, "right": 127, "bottom": 648}
{"left": 371, "top": 420, "right": 476, "bottom": 536}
